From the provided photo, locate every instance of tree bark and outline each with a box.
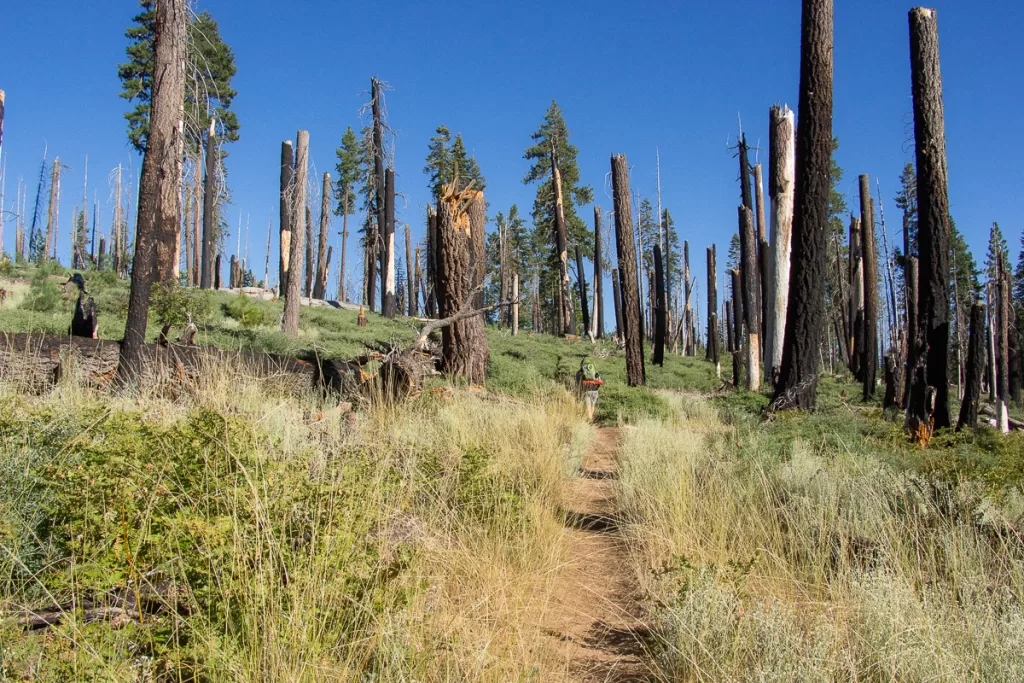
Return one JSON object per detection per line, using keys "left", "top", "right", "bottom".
{"left": 860, "top": 174, "right": 879, "bottom": 401}
{"left": 278, "top": 140, "right": 293, "bottom": 294}
{"left": 706, "top": 246, "right": 720, "bottom": 374}
{"left": 313, "top": 172, "right": 331, "bottom": 299}
{"left": 904, "top": 256, "right": 919, "bottom": 405}
{"left": 653, "top": 244, "right": 667, "bottom": 366}
{"left": 192, "top": 174, "right": 200, "bottom": 285}
{"left": 850, "top": 215, "right": 865, "bottom": 379}
{"left": 594, "top": 207, "right": 604, "bottom": 339}
{"left": 425, "top": 208, "right": 438, "bottom": 317}
{"left": 382, "top": 167, "right": 397, "bottom": 318}
{"left": 304, "top": 205, "right": 314, "bottom": 298}
{"left": 612, "top": 268, "right": 623, "bottom": 341}
{"left": 576, "top": 244, "right": 590, "bottom": 335}
{"left": 957, "top": 302, "right": 986, "bottom": 430}
{"left": 115, "top": 0, "right": 186, "bottom": 386}
{"left": 468, "top": 191, "right": 486, "bottom": 309}
{"left": 339, "top": 191, "right": 349, "bottom": 301}
{"left": 405, "top": 224, "right": 415, "bottom": 316}
{"left": 997, "top": 264, "right": 1010, "bottom": 432}
{"left": 214, "top": 253, "right": 222, "bottom": 289}
{"left": 512, "top": 273, "right": 519, "bottom": 336}
{"left": 772, "top": 0, "right": 833, "bottom": 410}
{"left": 739, "top": 205, "right": 761, "bottom": 390}
{"left": 611, "top": 154, "right": 645, "bottom": 386}
{"left": 552, "top": 149, "right": 571, "bottom": 335}
{"left": 44, "top": 158, "right": 58, "bottom": 262}
{"left": 282, "top": 130, "right": 308, "bottom": 335}
{"left": 683, "top": 240, "right": 693, "bottom": 355}
{"left": 725, "top": 299, "right": 734, "bottom": 353}
{"left": 754, "top": 162, "right": 770, "bottom": 349}
{"left": 200, "top": 120, "right": 217, "bottom": 289}
{"left": 372, "top": 78, "right": 386, "bottom": 313}
{"left": 436, "top": 187, "right": 488, "bottom": 384}
{"left": 909, "top": 7, "right": 952, "bottom": 430}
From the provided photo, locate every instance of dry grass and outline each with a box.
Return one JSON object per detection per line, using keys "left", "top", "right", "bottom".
{"left": 618, "top": 392, "right": 1024, "bottom": 682}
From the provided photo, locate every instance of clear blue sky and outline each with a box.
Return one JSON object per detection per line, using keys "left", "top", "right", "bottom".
{"left": 2, "top": 0, "right": 1021, "bottom": 309}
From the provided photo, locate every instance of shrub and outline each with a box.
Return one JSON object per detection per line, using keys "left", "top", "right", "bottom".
{"left": 19, "top": 271, "right": 62, "bottom": 312}
{"left": 150, "top": 280, "right": 213, "bottom": 328}
{"left": 224, "top": 294, "right": 273, "bottom": 329}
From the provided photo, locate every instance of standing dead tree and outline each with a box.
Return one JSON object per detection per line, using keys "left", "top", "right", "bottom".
{"left": 850, "top": 215, "right": 865, "bottom": 379}
{"left": 957, "top": 302, "right": 986, "bottom": 431}
{"left": 278, "top": 140, "right": 293, "bottom": 294}
{"left": 653, "top": 244, "right": 667, "bottom": 366}
{"left": 552, "top": 143, "right": 572, "bottom": 335}
{"left": 576, "top": 245, "right": 590, "bottom": 336}
{"left": 740, "top": 206, "right": 761, "bottom": 390}
{"left": 612, "top": 268, "right": 623, "bottom": 341}
{"left": 468, "top": 191, "right": 486, "bottom": 309}
{"left": 771, "top": 0, "right": 833, "bottom": 411}
{"left": 766, "top": 104, "right": 795, "bottom": 385}
{"left": 997, "top": 260, "right": 1010, "bottom": 432}
{"left": 200, "top": 119, "right": 217, "bottom": 289}
{"left": 435, "top": 183, "right": 488, "bottom": 384}
{"left": 860, "top": 175, "right": 880, "bottom": 400}
{"left": 282, "top": 130, "right": 309, "bottom": 335}
{"left": 115, "top": 0, "right": 186, "bottom": 386}
{"left": 594, "top": 207, "right": 605, "bottom": 339}
{"left": 754, "top": 162, "right": 770, "bottom": 355}
{"left": 908, "top": 7, "right": 953, "bottom": 431}
{"left": 612, "top": 154, "right": 645, "bottom": 386}
{"left": 731, "top": 268, "right": 743, "bottom": 387}
{"left": 406, "top": 225, "right": 415, "bottom": 316}
{"left": 313, "top": 172, "right": 331, "bottom": 299}
{"left": 706, "top": 246, "right": 720, "bottom": 377}
{"left": 383, "top": 168, "right": 397, "bottom": 317}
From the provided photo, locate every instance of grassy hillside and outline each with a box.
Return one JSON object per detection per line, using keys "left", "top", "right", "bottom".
{"left": 1, "top": 264, "right": 1022, "bottom": 680}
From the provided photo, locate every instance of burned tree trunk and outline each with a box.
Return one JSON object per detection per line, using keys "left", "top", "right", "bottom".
{"left": 766, "top": 105, "right": 795, "bottom": 384}
{"left": 214, "top": 254, "right": 222, "bottom": 289}
{"left": 997, "top": 264, "right": 1010, "bottom": 432}
{"left": 552, "top": 148, "right": 572, "bottom": 335}
{"left": 740, "top": 206, "right": 761, "bottom": 390}
{"left": 425, "top": 207, "right": 438, "bottom": 317}
{"left": 860, "top": 175, "right": 879, "bottom": 400}
{"left": 754, "top": 162, "right": 770, "bottom": 349}
{"left": 683, "top": 240, "right": 693, "bottom": 355}
{"left": 1009, "top": 307, "right": 1021, "bottom": 406}
{"left": 115, "top": 0, "right": 186, "bottom": 386}
{"left": 904, "top": 256, "right": 919, "bottom": 405}
{"left": 200, "top": 120, "right": 217, "bottom": 289}
{"left": 512, "top": 273, "right": 519, "bottom": 335}
{"left": 468, "top": 191, "right": 486, "bottom": 309}
{"left": 406, "top": 224, "right": 415, "bottom": 316}
{"left": 282, "top": 130, "right": 309, "bottom": 335}
{"left": 772, "top": 0, "right": 833, "bottom": 410}
{"left": 372, "top": 78, "right": 386, "bottom": 314}
{"left": 611, "top": 154, "right": 645, "bottom": 386}
{"left": 382, "top": 168, "right": 397, "bottom": 318}
{"left": 909, "top": 7, "right": 953, "bottom": 430}
{"left": 278, "top": 140, "right": 293, "bottom": 294}
{"left": 850, "top": 216, "right": 865, "bottom": 379}
{"left": 725, "top": 300, "right": 734, "bottom": 353}
{"left": 435, "top": 185, "right": 488, "bottom": 384}
{"left": 731, "top": 268, "right": 743, "bottom": 386}
{"left": 304, "top": 205, "right": 314, "bottom": 298}
{"left": 653, "top": 244, "right": 667, "bottom": 366}
{"left": 706, "top": 246, "right": 720, "bottom": 375}
{"left": 594, "top": 207, "right": 605, "bottom": 339}
{"left": 612, "top": 268, "right": 623, "bottom": 341}
{"left": 957, "top": 302, "right": 986, "bottom": 431}
{"left": 192, "top": 176, "right": 201, "bottom": 285}
{"left": 576, "top": 245, "right": 590, "bottom": 336}
{"left": 313, "top": 172, "right": 331, "bottom": 300}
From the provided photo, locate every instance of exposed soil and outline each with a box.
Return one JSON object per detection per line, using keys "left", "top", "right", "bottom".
{"left": 540, "top": 426, "right": 656, "bottom": 682}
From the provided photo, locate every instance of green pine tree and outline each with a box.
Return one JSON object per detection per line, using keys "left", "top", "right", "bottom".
{"left": 334, "top": 126, "right": 362, "bottom": 257}
{"left": 424, "top": 126, "right": 486, "bottom": 197}
{"left": 118, "top": 1, "right": 239, "bottom": 155}
{"left": 894, "top": 162, "right": 918, "bottom": 258}
{"left": 1015, "top": 230, "right": 1024, "bottom": 307}
{"left": 985, "top": 221, "right": 1011, "bottom": 284}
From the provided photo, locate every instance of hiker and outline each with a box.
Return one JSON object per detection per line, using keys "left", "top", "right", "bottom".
{"left": 576, "top": 358, "right": 603, "bottom": 421}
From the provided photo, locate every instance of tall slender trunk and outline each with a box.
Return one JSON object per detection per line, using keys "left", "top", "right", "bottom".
{"left": 706, "top": 246, "right": 720, "bottom": 375}
{"left": 850, "top": 216, "right": 865, "bottom": 378}
{"left": 726, "top": 300, "right": 734, "bottom": 353}
{"left": 44, "top": 158, "right": 59, "bottom": 261}
{"left": 766, "top": 105, "right": 795, "bottom": 384}
{"left": 612, "top": 268, "right": 623, "bottom": 341}
{"left": 339, "top": 191, "right": 349, "bottom": 301}
{"left": 740, "top": 206, "right": 761, "bottom": 390}
{"left": 313, "top": 172, "right": 331, "bottom": 299}
{"left": 552, "top": 147, "right": 571, "bottom": 335}
{"left": 200, "top": 120, "right": 217, "bottom": 289}
{"left": 997, "top": 263, "right": 1010, "bottom": 432}
{"left": 611, "top": 154, "right": 645, "bottom": 386}
{"left": 575, "top": 244, "right": 590, "bottom": 335}
{"left": 116, "top": 0, "right": 186, "bottom": 385}
{"left": 861, "top": 175, "right": 879, "bottom": 400}
{"left": 594, "top": 206, "right": 605, "bottom": 339}
{"left": 371, "top": 79, "right": 386, "bottom": 313}
{"left": 754, "top": 162, "right": 770, "bottom": 350}
{"left": 282, "top": 130, "right": 309, "bottom": 334}
{"left": 653, "top": 244, "right": 666, "bottom": 366}
{"left": 957, "top": 302, "right": 986, "bottom": 431}
{"left": 772, "top": 0, "right": 833, "bottom": 410}
{"left": 406, "top": 224, "right": 415, "bottom": 316}
{"left": 426, "top": 207, "right": 437, "bottom": 317}
{"left": 383, "top": 167, "right": 397, "bottom": 317}
{"left": 304, "top": 204, "right": 313, "bottom": 298}
{"left": 512, "top": 273, "right": 520, "bottom": 336}
{"left": 904, "top": 256, "right": 920, "bottom": 406}
{"left": 279, "top": 141, "right": 294, "bottom": 293}
{"left": 909, "top": 7, "right": 952, "bottom": 430}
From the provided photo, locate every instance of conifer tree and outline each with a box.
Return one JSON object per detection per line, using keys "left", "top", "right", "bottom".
{"left": 334, "top": 126, "right": 361, "bottom": 300}
{"left": 424, "top": 127, "right": 486, "bottom": 197}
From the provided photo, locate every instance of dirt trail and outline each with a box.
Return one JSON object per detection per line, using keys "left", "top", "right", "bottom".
{"left": 540, "top": 426, "right": 655, "bottom": 682}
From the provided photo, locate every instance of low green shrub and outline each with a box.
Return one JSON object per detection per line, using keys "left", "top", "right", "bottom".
{"left": 223, "top": 294, "right": 274, "bottom": 328}
{"left": 19, "top": 271, "right": 63, "bottom": 312}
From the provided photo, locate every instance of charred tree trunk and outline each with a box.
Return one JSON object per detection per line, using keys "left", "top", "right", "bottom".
{"left": 282, "top": 130, "right": 309, "bottom": 335}
{"left": 382, "top": 168, "right": 397, "bottom": 318}
{"left": 612, "top": 268, "right": 623, "bottom": 341}
{"left": 1009, "top": 307, "right": 1021, "bottom": 406}
{"left": 904, "top": 256, "right": 919, "bottom": 406}
{"left": 957, "top": 302, "right": 986, "bottom": 431}
{"left": 576, "top": 245, "right": 590, "bottom": 336}
{"left": 304, "top": 205, "right": 314, "bottom": 298}
{"left": 313, "top": 172, "right": 331, "bottom": 299}
{"left": 214, "top": 254, "right": 222, "bottom": 289}
{"left": 192, "top": 175, "right": 201, "bottom": 285}
{"left": 406, "top": 225, "right": 415, "bottom": 316}
{"left": 612, "top": 154, "right": 645, "bottom": 386}
{"left": 754, "top": 162, "right": 770, "bottom": 349}
{"left": 44, "top": 158, "right": 58, "bottom": 262}
{"left": 731, "top": 268, "right": 743, "bottom": 351}
{"left": 997, "top": 264, "right": 1010, "bottom": 432}
{"left": 766, "top": 107, "right": 795, "bottom": 384}
{"left": 653, "top": 244, "right": 667, "bottom": 366}
{"left": 512, "top": 273, "right": 519, "bottom": 335}
{"left": 468, "top": 191, "right": 486, "bottom": 309}
{"left": 425, "top": 207, "right": 438, "bottom": 317}
{"left": 552, "top": 149, "right": 572, "bottom": 335}
{"left": 909, "top": 7, "right": 952, "bottom": 430}
{"left": 278, "top": 140, "right": 293, "bottom": 294}
{"left": 725, "top": 299, "right": 734, "bottom": 353}
{"left": 594, "top": 207, "right": 605, "bottom": 339}
{"left": 436, "top": 187, "right": 488, "bottom": 384}
{"left": 706, "top": 246, "right": 720, "bottom": 374}
{"left": 200, "top": 120, "right": 217, "bottom": 289}
{"left": 850, "top": 216, "right": 865, "bottom": 379}
{"left": 772, "top": 0, "right": 833, "bottom": 411}
{"left": 683, "top": 240, "right": 693, "bottom": 355}
{"left": 739, "top": 206, "right": 761, "bottom": 390}
{"left": 860, "top": 174, "right": 879, "bottom": 401}
{"left": 115, "top": 0, "right": 186, "bottom": 386}
{"left": 883, "top": 355, "right": 898, "bottom": 409}
{"left": 372, "top": 78, "right": 386, "bottom": 314}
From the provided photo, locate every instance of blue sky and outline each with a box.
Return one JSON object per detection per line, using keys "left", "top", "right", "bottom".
{"left": 2, "top": 0, "right": 1021, "bottom": 309}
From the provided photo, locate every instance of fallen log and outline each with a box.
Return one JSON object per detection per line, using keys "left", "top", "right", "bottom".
{"left": 979, "top": 404, "right": 1024, "bottom": 431}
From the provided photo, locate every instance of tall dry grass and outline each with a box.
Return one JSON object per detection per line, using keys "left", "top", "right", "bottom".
{"left": 618, "top": 392, "right": 1024, "bottom": 682}
{"left": 0, "top": 355, "right": 591, "bottom": 681}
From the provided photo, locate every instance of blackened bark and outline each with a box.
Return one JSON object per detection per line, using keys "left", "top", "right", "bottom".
{"left": 772, "top": 0, "right": 833, "bottom": 410}
{"left": 740, "top": 205, "right": 761, "bottom": 390}
{"left": 304, "top": 205, "right": 314, "bottom": 298}
{"left": 282, "top": 130, "right": 308, "bottom": 335}
{"left": 313, "top": 172, "right": 331, "bottom": 299}
{"left": 883, "top": 355, "right": 898, "bottom": 409}
{"left": 611, "top": 154, "right": 645, "bottom": 386}
{"left": 201, "top": 123, "right": 217, "bottom": 289}
{"left": 861, "top": 175, "right": 879, "bottom": 401}
{"left": 278, "top": 141, "right": 293, "bottom": 294}
{"left": 957, "top": 302, "right": 986, "bottom": 430}
{"left": 468, "top": 191, "right": 486, "bottom": 309}
{"left": 382, "top": 167, "right": 397, "bottom": 318}
{"left": 910, "top": 7, "right": 952, "bottom": 429}
{"left": 594, "top": 207, "right": 604, "bottom": 338}
{"left": 115, "top": 0, "right": 185, "bottom": 386}
{"left": 372, "top": 78, "right": 386, "bottom": 313}
{"left": 576, "top": 245, "right": 590, "bottom": 335}
{"left": 612, "top": 268, "right": 623, "bottom": 340}
{"left": 426, "top": 208, "right": 438, "bottom": 317}
{"left": 754, "top": 163, "right": 769, "bottom": 345}
{"left": 731, "top": 268, "right": 743, "bottom": 349}
{"left": 903, "top": 256, "right": 919, "bottom": 406}
{"left": 706, "top": 245, "right": 720, "bottom": 367}
{"left": 406, "top": 225, "right": 415, "bottom": 316}
{"left": 1009, "top": 307, "right": 1021, "bottom": 405}
{"left": 850, "top": 215, "right": 864, "bottom": 379}
{"left": 653, "top": 244, "right": 666, "bottom": 366}
{"left": 214, "top": 253, "right": 221, "bottom": 290}
{"left": 726, "top": 300, "right": 734, "bottom": 353}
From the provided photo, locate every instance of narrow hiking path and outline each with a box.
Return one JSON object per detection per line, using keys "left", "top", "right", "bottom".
{"left": 540, "top": 426, "right": 655, "bottom": 682}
